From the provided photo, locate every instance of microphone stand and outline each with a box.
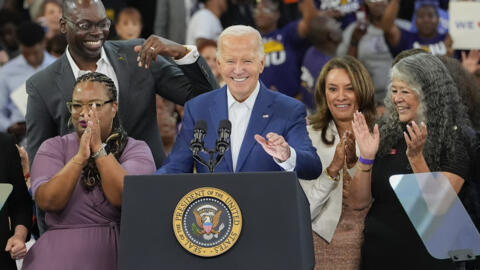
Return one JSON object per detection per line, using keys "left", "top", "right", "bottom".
{"left": 193, "top": 148, "right": 226, "bottom": 173}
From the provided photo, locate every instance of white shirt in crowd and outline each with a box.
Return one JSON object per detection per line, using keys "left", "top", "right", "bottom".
{"left": 186, "top": 8, "right": 223, "bottom": 45}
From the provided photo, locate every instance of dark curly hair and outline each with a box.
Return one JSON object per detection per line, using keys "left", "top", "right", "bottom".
{"left": 72, "top": 72, "right": 128, "bottom": 190}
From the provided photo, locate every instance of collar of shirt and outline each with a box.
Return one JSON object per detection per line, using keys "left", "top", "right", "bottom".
{"left": 227, "top": 81, "right": 260, "bottom": 111}
{"left": 66, "top": 45, "right": 112, "bottom": 78}
{"left": 65, "top": 45, "right": 119, "bottom": 98}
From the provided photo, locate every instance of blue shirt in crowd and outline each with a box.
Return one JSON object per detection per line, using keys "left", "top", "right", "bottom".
{"left": 0, "top": 51, "right": 56, "bottom": 132}
{"left": 300, "top": 47, "right": 332, "bottom": 112}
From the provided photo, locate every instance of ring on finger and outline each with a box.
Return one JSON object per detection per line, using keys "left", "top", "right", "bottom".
{"left": 149, "top": 46, "right": 155, "bottom": 51}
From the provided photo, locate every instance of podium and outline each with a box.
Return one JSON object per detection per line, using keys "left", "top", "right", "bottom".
{"left": 118, "top": 172, "right": 314, "bottom": 270}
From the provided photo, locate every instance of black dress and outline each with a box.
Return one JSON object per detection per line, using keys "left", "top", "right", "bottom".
{"left": 0, "top": 133, "right": 32, "bottom": 270}
{"left": 361, "top": 138, "right": 470, "bottom": 270}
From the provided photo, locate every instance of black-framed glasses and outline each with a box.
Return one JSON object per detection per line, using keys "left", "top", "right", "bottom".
{"left": 63, "top": 17, "right": 111, "bottom": 32}
{"left": 66, "top": 99, "right": 114, "bottom": 114}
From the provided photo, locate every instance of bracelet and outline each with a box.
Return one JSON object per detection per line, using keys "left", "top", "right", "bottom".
{"left": 92, "top": 143, "right": 107, "bottom": 159}
{"left": 356, "top": 162, "right": 372, "bottom": 172}
{"left": 325, "top": 168, "right": 340, "bottom": 182}
{"left": 358, "top": 156, "right": 374, "bottom": 165}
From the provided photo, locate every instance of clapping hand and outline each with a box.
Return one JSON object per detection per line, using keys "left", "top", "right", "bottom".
{"left": 85, "top": 105, "right": 103, "bottom": 153}
{"left": 352, "top": 111, "right": 379, "bottom": 160}
{"left": 344, "top": 130, "right": 357, "bottom": 169}
{"left": 254, "top": 132, "right": 291, "bottom": 162}
{"left": 404, "top": 121, "right": 427, "bottom": 158}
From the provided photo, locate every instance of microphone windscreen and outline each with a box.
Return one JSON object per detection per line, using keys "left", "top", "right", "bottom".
{"left": 218, "top": 119, "right": 231, "bottom": 131}
{"left": 194, "top": 120, "right": 208, "bottom": 132}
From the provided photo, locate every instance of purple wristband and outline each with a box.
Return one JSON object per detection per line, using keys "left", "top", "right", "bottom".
{"left": 359, "top": 156, "right": 374, "bottom": 165}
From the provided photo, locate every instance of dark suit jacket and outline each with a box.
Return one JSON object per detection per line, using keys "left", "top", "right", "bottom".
{"left": 0, "top": 133, "right": 32, "bottom": 270}
{"left": 156, "top": 83, "right": 322, "bottom": 180}
{"left": 26, "top": 39, "right": 218, "bottom": 168}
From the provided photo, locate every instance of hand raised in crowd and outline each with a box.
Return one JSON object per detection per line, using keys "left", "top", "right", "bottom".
{"left": 254, "top": 132, "right": 291, "bottom": 162}
{"left": 344, "top": 130, "right": 357, "bottom": 169}
{"left": 352, "top": 111, "right": 379, "bottom": 160}
{"left": 351, "top": 24, "right": 368, "bottom": 46}
{"left": 5, "top": 233, "right": 27, "bottom": 260}
{"left": 461, "top": 50, "right": 480, "bottom": 75}
{"left": 134, "top": 35, "right": 190, "bottom": 69}
{"left": 404, "top": 121, "right": 427, "bottom": 159}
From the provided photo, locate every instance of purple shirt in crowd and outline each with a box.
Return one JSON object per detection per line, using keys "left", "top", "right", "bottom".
{"left": 260, "top": 20, "right": 310, "bottom": 97}
{"left": 300, "top": 47, "right": 332, "bottom": 112}
{"left": 389, "top": 28, "right": 448, "bottom": 57}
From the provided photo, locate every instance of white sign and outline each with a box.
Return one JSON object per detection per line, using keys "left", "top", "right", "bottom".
{"left": 449, "top": 2, "right": 480, "bottom": 49}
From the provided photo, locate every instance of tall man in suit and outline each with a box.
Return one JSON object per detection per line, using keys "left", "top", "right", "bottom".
{"left": 156, "top": 25, "right": 322, "bottom": 180}
{"left": 26, "top": 0, "right": 218, "bottom": 234}
{"left": 26, "top": 0, "right": 218, "bottom": 169}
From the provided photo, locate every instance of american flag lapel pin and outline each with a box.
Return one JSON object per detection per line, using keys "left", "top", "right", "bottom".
{"left": 262, "top": 114, "right": 269, "bottom": 118}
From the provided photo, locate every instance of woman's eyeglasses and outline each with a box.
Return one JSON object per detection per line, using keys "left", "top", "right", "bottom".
{"left": 66, "top": 99, "right": 114, "bottom": 114}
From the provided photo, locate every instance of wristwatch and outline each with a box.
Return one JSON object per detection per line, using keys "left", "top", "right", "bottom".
{"left": 92, "top": 143, "right": 107, "bottom": 159}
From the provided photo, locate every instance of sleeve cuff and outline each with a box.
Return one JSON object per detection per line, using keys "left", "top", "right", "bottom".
{"left": 173, "top": 45, "right": 200, "bottom": 65}
{"left": 274, "top": 146, "right": 297, "bottom": 171}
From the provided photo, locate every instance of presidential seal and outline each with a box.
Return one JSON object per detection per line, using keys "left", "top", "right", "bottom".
{"left": 173, "top": 187, "right": 242, "bottom": 257}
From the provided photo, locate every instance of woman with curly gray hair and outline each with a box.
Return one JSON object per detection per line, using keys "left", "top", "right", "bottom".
{"left": 349, "top": 53, "right": 472, "bottom": 269}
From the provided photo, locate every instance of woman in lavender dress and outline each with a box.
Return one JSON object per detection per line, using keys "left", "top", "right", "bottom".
{"left": 22, "top": 72, "right": 156, "bottom": 270}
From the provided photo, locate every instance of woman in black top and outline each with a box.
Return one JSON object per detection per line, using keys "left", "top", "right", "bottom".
{"left": 350, "top": 53, "right": 472, "bottom": 269}
{"left": 0, "top": 133, "right": 32, "bottom": 269}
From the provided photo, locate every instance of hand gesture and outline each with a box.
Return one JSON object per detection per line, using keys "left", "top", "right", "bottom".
{"left": 352, "top": 111, "right": 379, "bottom": 160}
{"left": 134, "top": 35, "right": 189, "bottom": 69}
{"left": 328, "top": 135, "right": 346, "bottom": 176}
{"left": 85, "top": 105, "right": 102, "bottom": 153}
{"left": 351, "top": 24, "right": 368, "bottom": 44}
{"left": 461, "top": 50, "right": 480, "bottom": 74}
{"left": 16, "top": 145, "right": 29, "bottom": 176}
{"left": 344, "top": 130, "right": 357, "bottom": 168}
{"left": 5, "top": 235, "right": 26, "bottom": 260}
{"left": 404, "top": 121, "right": 427, "bottom": 158}
{"left": 75, "top": 126, "right": 91, "bottom": 166}
{"left": 254, "top": 132, "right": 291, "bottom": 162}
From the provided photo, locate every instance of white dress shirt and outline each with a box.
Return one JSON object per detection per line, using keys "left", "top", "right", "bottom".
{"left": 227, "top": 81, "right": 296, "bottom": 172}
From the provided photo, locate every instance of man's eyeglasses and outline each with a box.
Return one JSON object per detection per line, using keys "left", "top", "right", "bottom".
{"left": 66, "top": 99, "right": 114, "bottom": 114}
{"left": 63, "top": 17, "right": 111, "bottom": 32}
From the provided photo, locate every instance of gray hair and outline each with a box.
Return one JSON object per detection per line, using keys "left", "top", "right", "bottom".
{"left": 378, "top": 53, "right": 471, "bottom": 171}
{"left": 216, "top": 25, "right": 264, "bottom": 59}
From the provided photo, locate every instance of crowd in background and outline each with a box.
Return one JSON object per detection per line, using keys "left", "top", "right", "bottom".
{"left": 0, "top": 0, "right": 479, "bottom": 269}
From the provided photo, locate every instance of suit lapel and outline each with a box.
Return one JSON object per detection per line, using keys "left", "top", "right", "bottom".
{"left": 103, "top": 42, "right": 131, "bottom": 124}
{"left": 236, "top": 85, "right": 273, "bottom": 172}
{"left": 209, "top": 87, "right": 233, "bottom": 172}
{"left": 55, "top": 54, "right": 76, "bottom": 102}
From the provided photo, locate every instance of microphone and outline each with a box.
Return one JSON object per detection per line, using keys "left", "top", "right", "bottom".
{"left": 215, "top": 120, "right": 231, "bottom": 156}
{"left": 190, "top": 120, "right": 207, "bottom": 156}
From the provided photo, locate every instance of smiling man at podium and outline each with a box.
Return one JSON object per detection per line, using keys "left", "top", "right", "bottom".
{"left": 156, "top": 25, "right": 321, "bottom": 180}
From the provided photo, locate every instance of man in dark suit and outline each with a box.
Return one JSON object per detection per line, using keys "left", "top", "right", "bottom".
{"left": 26, "top": 0, "right": 218, "bottom": 235}
{"left": 156, "top": 25, "right": 322, "bottom": 180}
{"left": 26, "top": 0, "right": 218, "bottom": 169}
